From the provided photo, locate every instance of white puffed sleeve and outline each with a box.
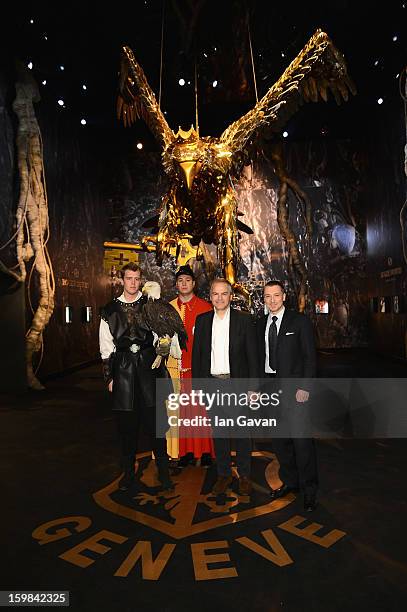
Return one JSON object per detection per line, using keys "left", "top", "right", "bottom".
{"left": 99, "top": 319, "right": 115, "bottom": 360}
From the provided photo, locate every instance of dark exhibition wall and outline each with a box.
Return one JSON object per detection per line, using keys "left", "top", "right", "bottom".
{"left": 2, "top": 5, "right": 407, "bottom": 612}
{"left": 0, "top": 86, "right": 111, "bottom": 382}
{"left": 1, "top": 0, "right": 406, "bottom": 382}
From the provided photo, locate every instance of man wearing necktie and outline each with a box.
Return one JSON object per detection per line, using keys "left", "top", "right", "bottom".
{"left": 256, "top": 280, "right": 318, "bottom": 512}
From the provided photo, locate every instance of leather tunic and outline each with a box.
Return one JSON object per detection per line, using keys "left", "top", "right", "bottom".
{"left": 100, "top": 296, "right": 171, "bottom": 412}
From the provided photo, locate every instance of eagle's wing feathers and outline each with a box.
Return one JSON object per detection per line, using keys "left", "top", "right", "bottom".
{"left": 220, "top": 30, "right": 355, "bottom": 157}
{"left": 141, "top": 298, "right": 188, "bottom": 349}
{"left": 117, "top": 46, "right": 174, "bottom": 150}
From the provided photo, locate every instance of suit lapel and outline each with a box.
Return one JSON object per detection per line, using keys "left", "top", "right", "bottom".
{"left": 259, "top": 314, "right": 267, "bottom": 353}
{"left": 277, "top": 309, "right": 294, "bottom": 346}
{"left": 206, "top": 311, "right": 215, "bottom": 358}
{"left": 228, "top": 308, "right": 237, "bottom": 367}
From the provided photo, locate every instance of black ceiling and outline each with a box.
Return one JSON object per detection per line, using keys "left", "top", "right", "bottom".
{"left": 6, "top": 0, "right": 407, "bottom": 144}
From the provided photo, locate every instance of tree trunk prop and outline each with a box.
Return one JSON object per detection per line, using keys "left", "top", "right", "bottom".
{"left": 11, "top": 63, "right": 55, "bottom": 390}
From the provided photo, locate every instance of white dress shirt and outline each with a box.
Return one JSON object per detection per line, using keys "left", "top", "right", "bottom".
{"left": 210, "top": 307, "right": 230, "bottom": 375}
{"left": 264, "top": 306, "right": 285, "bottom": 374}
{"left": 99, "top": 292, "right": 142, "bottom": 360}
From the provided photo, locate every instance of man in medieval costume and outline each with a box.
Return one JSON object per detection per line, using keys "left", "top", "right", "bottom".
{"left": 99, "top": 262, "right": 173, "bottom": 492}
{"left": 166, "top": 265, "right": 214, "bottom": 467}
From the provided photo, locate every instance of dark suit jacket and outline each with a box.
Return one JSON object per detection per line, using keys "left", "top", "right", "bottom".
{"left": 192, "top": 308, "right": 259, "bottom": 379}
{"left": 256, "top": 309, "right": 316, "bottom": 388}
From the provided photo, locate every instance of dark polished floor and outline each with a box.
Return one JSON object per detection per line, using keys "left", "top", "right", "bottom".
{"left": 1, "top": 349, "right": 406, "bottom": 612}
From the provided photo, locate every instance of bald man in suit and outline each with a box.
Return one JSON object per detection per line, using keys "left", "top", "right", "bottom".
{"left": 192, "top": 278, "right": 259, "bottom": 497}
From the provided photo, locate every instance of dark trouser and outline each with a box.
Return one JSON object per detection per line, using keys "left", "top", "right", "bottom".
{"left": 210, "top": 373, "right": 251, "bottom": 477}
{"left": 214, "top": 438, "right": 252, "bottom": 477}
{"left": 271, "top": 437, "right": 318, "bottom": 496}
{"left": 264, "top": 374, "right": 318, "bottom": 496}
{"left": 115, "top": 392, "right": 167, "bottom": 461}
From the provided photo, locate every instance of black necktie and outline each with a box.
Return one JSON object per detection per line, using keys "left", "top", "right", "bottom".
{"left": 268, "top": 315, "right": 278, "bottom": 371}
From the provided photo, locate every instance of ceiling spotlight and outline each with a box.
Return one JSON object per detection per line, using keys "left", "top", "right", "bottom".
{"left": 82, "top": 84, "right": 87, "bottom": 90}
{"left": 60, "top": 65, "right": 65, "bottom": 71}
{"left": 283, "top": 131, "right": 288, "bottom": 138}
{"left": 281, "top": 52, "right": 285, "bottom": 58}
{"left": 42, "top": 80, "right": 47, "bottom": 85}
{"left": 396, "top": 73, "right": 400, "bottom": 79}
{"left": 374, "top": 60, "right": 379, "bottom": 66}
{"left": 27, "top": 62, "right": 33, "bottom": 70}
{"left": 178, "top": 78, "right": 185, "bottom": 86}
{"left": 30, "top": 19, "right": 34, "bottom": 24}
{"left": 212, "top": 80, "right": 218, "bottom": 88}
{"left": 136, "top": 142, "right": 143, "bottom": 150}
{"left": 57, "top": 99, "right": 65, "bottom": 106}
{"left": 392, "top": 35, "right": 398, "bottom": 42}
{"left": 377, "top": 97, "right": 384, "bottom": 105}
{"left": 203, "top": 52, "right": 208, "bottom": 58}
{"left": 80, "top": 119, "right": 87, "bottom": 125}
{"left": 44, "top": 35, "right": 48, "bottom": 40}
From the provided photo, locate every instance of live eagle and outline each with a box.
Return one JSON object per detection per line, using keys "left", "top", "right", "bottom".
{"left": 141, "top": 281, "right": 188, "bottom": 368}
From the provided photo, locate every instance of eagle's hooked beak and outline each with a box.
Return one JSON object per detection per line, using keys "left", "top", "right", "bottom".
{"left": 179, "top": 160, "right": 202, "bottom": 190}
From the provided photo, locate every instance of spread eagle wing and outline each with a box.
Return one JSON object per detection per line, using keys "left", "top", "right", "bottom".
{"left": 117, "top": 45, "right": 175, "bottom": 150}
{"left": 220, "top": 29, "right": 356, "bottom": 156}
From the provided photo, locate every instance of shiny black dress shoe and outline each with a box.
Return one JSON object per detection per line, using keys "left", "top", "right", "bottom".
{"left": 270, "top": 483, "right": 299, "bottom": 500}
{"left": 304, "top": 495, "right": 317, "bottom": 512}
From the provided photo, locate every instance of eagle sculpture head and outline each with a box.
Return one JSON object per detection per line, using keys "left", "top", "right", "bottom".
{"left": 168, "top": 125, "right": 205, "bottom": 190}
{"left": 142, "top": 281, "right": 161, "bottom": 300}
{"left": 166, "top": 134, "right": 233, "bottom": 191}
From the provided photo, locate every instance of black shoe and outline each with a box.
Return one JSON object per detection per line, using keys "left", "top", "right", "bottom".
{"left": 270, "top": 483, "right": 299, "bottom": 500}
{"left": 200, "top": 453, "right": 212, "bottom": 468}
{"left": 178, "top": 452, "right": 194, "bottom": 468}
{"left": 304, "top": 495, "right": 317, "bottom": 512}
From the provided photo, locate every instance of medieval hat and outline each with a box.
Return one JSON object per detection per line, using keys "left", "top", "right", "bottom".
{"left": 175, "top": 264, "right": 195, "bottom": 281}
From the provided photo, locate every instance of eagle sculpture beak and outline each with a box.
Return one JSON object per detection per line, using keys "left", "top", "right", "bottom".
{"left": 179, "top": 160, "right": 202, "bottom": 190}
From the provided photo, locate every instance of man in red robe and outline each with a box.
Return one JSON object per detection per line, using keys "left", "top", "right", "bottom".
{"left": 167, "top": 265, "right": 214, "bottom": 467}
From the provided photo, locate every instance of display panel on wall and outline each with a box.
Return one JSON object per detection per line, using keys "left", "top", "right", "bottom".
{"left": 371, "top": 296, "right": 406, "bottom": 314}
{"left": 315, "top": 299, "right": 329, "bottom": 314}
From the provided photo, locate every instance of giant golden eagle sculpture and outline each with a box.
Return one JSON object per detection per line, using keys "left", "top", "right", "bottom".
{"left": 117, "top": 29, "right": 355, "bottom": 306}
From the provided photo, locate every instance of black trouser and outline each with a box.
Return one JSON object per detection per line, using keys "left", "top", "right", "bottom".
{"left": 214, "top": 438, "right": 252, "bottom": 477}
{"left": 210, "top": 373, "right": 252, "bottom": 478}
{"left": 271, "top": 437, "right": 318, "bottom": 495}
{"left": 264, "top": 375, "right": 318, "bottom": 495}
{"left": 115, "top": 397, "right": 167, "bottom": 460}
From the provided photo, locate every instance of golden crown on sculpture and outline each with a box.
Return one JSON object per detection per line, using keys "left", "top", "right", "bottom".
{"left": 172, "top": 125, "right": 199, "bottom": 142}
